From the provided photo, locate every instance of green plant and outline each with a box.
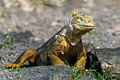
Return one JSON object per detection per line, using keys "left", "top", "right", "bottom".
{"left": 0, "top": 35, "right": 16, "bottom": 48}
{"left": 0, "top": 66, "right": 23, "bottom": 79}
{"left": 67, "top": 66, "right": 115, "bottom": 80}
{"left": 102, "top": 67, "right": 115, "bottom": 80}
{"left": 18, "top": 68, "right": 23, "bottom": 79}
{"left": 51, "top": 67, "right": 57, "bottom": 80}
{"left": 68, "top": 66, "right": 89, "bottom": 80}
{"left": 8, "top": 67, "right": 23, "bottom": 79}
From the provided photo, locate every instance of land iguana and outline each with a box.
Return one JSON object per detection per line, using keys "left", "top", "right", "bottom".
{"left": 5, "top": 11, "right": 95, "bottom": 70}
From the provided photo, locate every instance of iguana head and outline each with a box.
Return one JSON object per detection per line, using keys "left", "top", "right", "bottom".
{"left": 69, "top": 11, "right": 94, "bottom": 34}
{"left": 66, "top": 11, "right": 95, "bottom": 45}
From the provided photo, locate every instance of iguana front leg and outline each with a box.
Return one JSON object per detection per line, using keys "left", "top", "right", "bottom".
{"left": 48, "top": 54, "right": 66, "bottom": 66}
{"left": 35, "top": 35, "right": 69, "bottom": 66}
{"left": 75, "top": 47, "right": 87, "bottom": 70}
{"left": 5, "top": 49, "right": 37, "bottom": 68}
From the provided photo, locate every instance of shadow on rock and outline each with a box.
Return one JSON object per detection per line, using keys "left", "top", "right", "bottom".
{"left": 86, "top": 47, "right": 120, "bottom": 79}
{"left": 0, "top": 31, "right": 33, "bottom": 43}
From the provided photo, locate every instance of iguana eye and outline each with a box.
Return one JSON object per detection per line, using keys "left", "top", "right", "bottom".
{"left": 78, "top": 17, "right": 84, "bottom": 23}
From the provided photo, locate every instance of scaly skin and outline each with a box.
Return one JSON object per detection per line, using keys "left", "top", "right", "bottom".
{"left": 5, "top": 12, "right": 94, "bottom": 70}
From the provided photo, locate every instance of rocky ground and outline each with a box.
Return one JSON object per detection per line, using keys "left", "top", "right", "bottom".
{"left": 0, "top": 0, "right": 120, "bottom": 80}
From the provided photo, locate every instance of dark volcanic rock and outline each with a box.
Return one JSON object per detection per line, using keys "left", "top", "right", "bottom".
{"left": 18, "top": 66, "right": 97, "bottom": 80}
{"left": 21, "top": 66, "right": 70, "bottom": 80}
{"left": 91, "top": 47, "right": 120, "bottom": 79}
{"left": 0, "top": 66, "right": 96, "bottom": 80}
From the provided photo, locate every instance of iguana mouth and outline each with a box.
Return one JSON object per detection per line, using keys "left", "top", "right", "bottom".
{"left": 72, "top": 23, "right": 94, "bottom": 30}
{"left": 75, "top": 23, "right": 94, "bottom": 27}
{"left": 83, "top": 23, "right": 94, "bottom": 28}
{"left": 82, "top": 26, "right": 94, "bottom": 29}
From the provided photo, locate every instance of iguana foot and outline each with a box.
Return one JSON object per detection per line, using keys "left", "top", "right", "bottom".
{"left": 4, "top": 49, "right": 37, "bottom": 68}
{"left": 75, "top": 56, "right": 87, "bottom": 70}
{"left": 4, "top": 63, "right": 22, "bottom": 68}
